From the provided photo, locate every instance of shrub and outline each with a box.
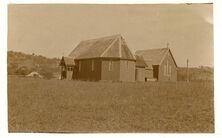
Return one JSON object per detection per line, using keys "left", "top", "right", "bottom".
{"left": 15, "top": 66, "right": 31, "bottom": 76}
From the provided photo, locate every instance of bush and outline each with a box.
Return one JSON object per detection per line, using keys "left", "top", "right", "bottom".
{"left": 15, "top": 66, "right": 31, "bottom": 76}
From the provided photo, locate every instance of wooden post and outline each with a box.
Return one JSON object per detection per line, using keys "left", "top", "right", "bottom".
{"left": 186, "top": 59, "right": 189, "bottom": 82}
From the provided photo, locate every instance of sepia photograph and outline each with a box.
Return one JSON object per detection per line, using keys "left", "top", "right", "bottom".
{"left": 7, "top": 3, "right": 214, "bottom": 133}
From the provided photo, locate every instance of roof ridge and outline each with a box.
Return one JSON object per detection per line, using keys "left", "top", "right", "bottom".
{"left": 100, "top": 37, "right": 119, "bottom": 57}
{"left": 121, "top": 37, "right": 136, "bottom": 59}
{"left": 159, "top": 48, "right": 170, "bottom": 65}
{"left": 136, "top": 47, "right": 169, "bottom": 52}
{"left": 80, "top": 34, "right": 122, "bottom": 42}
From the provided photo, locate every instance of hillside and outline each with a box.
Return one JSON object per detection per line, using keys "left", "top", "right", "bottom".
{"left": 7, "top": 51, "right": 60, "bottom": 79}
{"left": 177, "top": 67, "right": 213, "bottom": 81}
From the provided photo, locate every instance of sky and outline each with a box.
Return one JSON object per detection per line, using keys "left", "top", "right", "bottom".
{"left": 8, "top": 4, "right": 213, "bottom": 67}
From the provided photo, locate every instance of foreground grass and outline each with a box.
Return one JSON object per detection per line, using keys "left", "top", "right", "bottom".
{"left": 8, "top": 76, "right": 214, "bottom": 133}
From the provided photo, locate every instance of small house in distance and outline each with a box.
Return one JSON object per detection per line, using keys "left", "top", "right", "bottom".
{"left": 135, "top": 48, "right": 177, "bottom": 81}
{"left": 60, "top": 34, "right": 136, "bottom": 82}
{"left": 59, "top": 56, "right": 76, "bottom": 80}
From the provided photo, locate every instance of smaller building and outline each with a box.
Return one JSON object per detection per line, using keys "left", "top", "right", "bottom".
{"left": 135, "top": 48, "right": 177, "bottom": 81}
{"left": 59, "top": 56, "right": 76, "bottom": 80}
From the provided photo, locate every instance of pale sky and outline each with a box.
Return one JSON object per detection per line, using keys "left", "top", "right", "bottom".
{"left": 8, "top": 4, "right": 213, "bottom": 67}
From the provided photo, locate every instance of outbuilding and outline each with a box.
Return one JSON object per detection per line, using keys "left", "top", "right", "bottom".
{"left": 135, "top": 48, "right": 177, "bottom": 81}
{"left": 59, "top": 56, "right": 76, "bottom": 80}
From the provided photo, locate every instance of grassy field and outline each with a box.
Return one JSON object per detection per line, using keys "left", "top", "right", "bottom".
{"left": 8, "top": 76, "right": 214, "bottom": 133}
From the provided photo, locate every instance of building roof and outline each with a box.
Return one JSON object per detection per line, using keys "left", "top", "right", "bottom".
{"left": 135, "top": 55, "right": 148, "bottom": 68}
{"left": 135, "top": 48, "right": 177, "bottom": 67}
{"left": 69, "top": 34, "right": 135, "bottom": 60}
{"left": 59, "top": 56, "right": 75, "bottom": 66}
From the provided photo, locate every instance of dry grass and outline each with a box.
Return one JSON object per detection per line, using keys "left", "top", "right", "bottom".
{"left": 8, "top": 76, "right": 214, "bottom": 133}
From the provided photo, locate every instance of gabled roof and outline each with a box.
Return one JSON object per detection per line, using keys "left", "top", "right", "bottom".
{"left": 135, "top": 48, "right": 177, "bottom": 67}
{"left": 59, "top": 56, "right": 75, "bottom": 66}
{"left": 135, "top": 55, "right": 147, "bottom": 68}
{"left": 69, "top": 34, "right": 135, "bottom": 60}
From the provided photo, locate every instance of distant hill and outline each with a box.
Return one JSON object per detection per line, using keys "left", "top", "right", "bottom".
{"left": 7, "top": 51, "right": 213, "bottom": 81}
{"left": 177, "top": 66, "right": 213, "bottom": 81}
{"left": 8, "top": 51, "right": 60, "bottom": 79}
